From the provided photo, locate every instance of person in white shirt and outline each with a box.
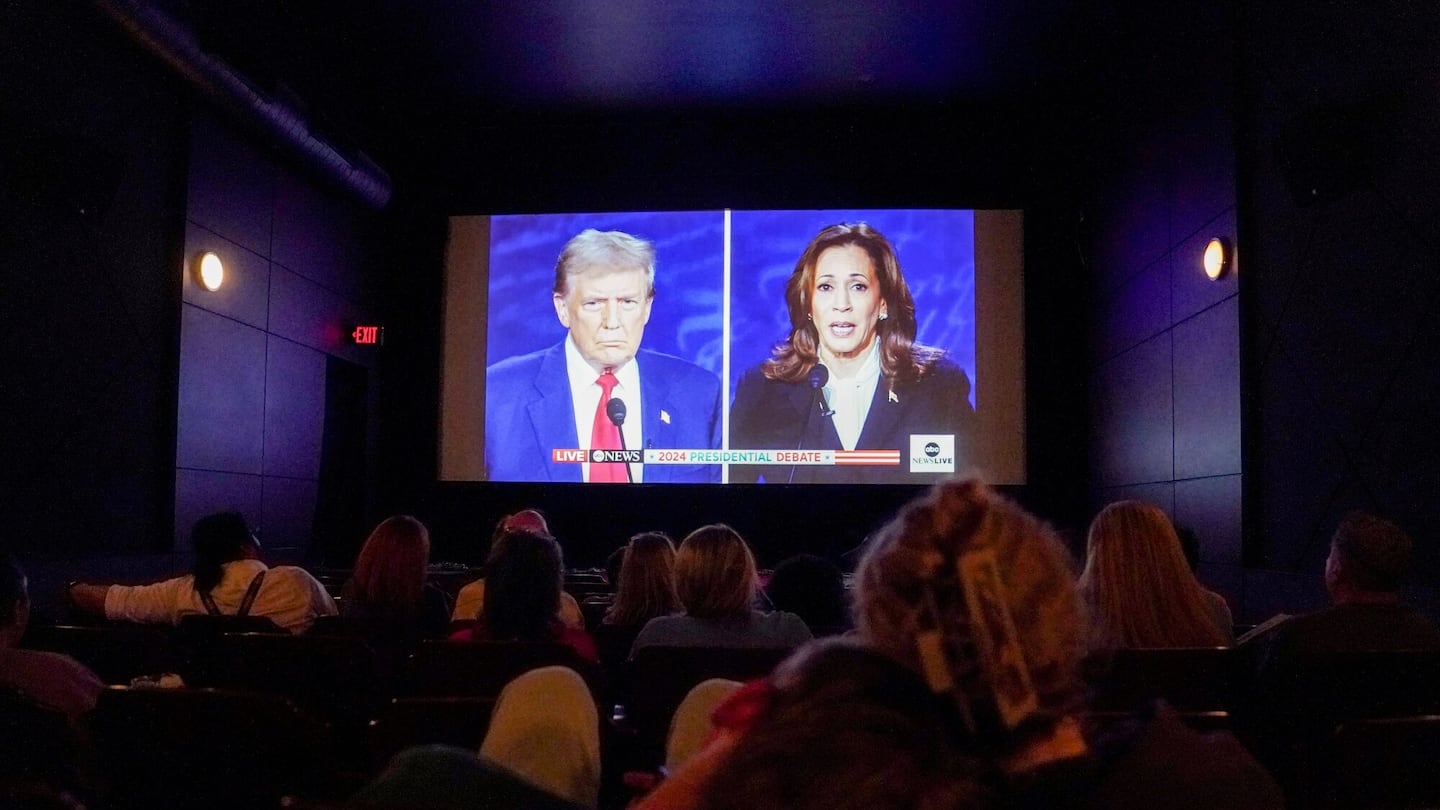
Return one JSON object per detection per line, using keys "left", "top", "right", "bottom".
{"left": 68, "top": 511, "right": 335, "bottom": 634}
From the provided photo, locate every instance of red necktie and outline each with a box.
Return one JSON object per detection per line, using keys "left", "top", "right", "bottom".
{"left": 590, "top": 369, "right": 626, "bottom": 483}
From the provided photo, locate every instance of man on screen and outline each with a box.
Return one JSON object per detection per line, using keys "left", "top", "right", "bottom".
{"left": 485, "top": 229, "right": 721, "bottom": 483}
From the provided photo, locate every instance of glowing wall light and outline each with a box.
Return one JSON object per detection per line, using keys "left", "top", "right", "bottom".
{"left": 1203, "top": 237, "right": 1231, "bottom": 281}
{"left": 195, "top": 251, "right": 225, "bottom": 291}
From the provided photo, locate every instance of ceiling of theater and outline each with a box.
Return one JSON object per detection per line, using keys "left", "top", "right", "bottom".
{"left": 148, "top": 0, "right": 1111, "bottom": 191}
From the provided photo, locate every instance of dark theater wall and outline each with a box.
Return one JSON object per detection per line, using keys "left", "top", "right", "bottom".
{"left": 1239, "top": 0, "right": 1440, "bottom": 618}
{"left": 176, "top": 111, "right": 382, "bottom": 566}
{"left": 1083, "top": 4, "right": 1245, "bottom": 614}
{"left": 0, "top": 2, "right": 185, "bottom": 561}
{"left": 0, "top": 3, "right": 383, "bottom": 607}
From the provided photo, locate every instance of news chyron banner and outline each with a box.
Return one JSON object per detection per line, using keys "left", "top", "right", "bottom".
{"left": 550, "top": 445, "right": 955, "bottom": 474}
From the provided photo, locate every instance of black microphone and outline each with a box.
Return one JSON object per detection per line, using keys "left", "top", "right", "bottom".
{"left": 810, "top": 364, "right": 835, "bottom": 417}
{"left": 605, "top": 398, "right": 634, "bottom": 483}
{"left": 789, "top": 365, "right": 833, "bottom": 484}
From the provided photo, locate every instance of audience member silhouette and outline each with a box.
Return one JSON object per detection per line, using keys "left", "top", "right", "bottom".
{"left": 67, "top": 511, "right": 335, "bottom": 633}
{"left": 1256, "top": 510, "right": 1440, "bottom": 655}
{"left": 604, "top": 544, "right": 627, "bottom": 593}
{"left": 852, "top": 478, "right": 1279, "bottom": 809}
{"left": 631, "top": 524, "right": 811, "bottom": 655}
{"left": 1, "top": 554, "right": 102, "bottom": 722}
{"left": 479, "top": 666, "right": 601, "bottom": 807}
{"left": 340, "top": 515, "right": 452, "bottom": 640}
{"left": 635, "top": 639, "right": 984, "bottom": 810}
{"left": 451, "top": 509, "right": 585, "bottom": 630}
{"left": 1079, "top": 501, "right": 1232, "bottom": 648}
{"left": 764, "top": 553, "right": 850, "bottom": 637}
{"left": 449, "top": 528, "right": 598, "bottom": 662}
{"left": 1242, "top": 511, "right": 1440, "bottom": 801}
{"left": 348, "top": 745, "right": 585, "bottom": 810}
{"left": 597, "top": 532, "right": 679, "bottom": 669}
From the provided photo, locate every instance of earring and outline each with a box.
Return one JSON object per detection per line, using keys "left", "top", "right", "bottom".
{"left": 879, "top": 312, "right": 889, "bottom": 321}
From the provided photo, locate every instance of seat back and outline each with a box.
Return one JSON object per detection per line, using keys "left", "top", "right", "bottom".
{"left": 366, "top": 697, "right": 497, "bottom": 772}
{"left": 622, "top": 645, "right": 791, "bottom": 766}
{"left": 174, "top": 613, "right": 287, "bottom": 647}
{"left": 1327, "top": 715, "right": 1440, "bottom": 809}
{"left": 1088, "top": 647, "right": 1236, "bottom": 711}
{"left": 1242, "top": 648, "right": 1440, "bottom": 804}
{"left": 0, "top": 686, "right": 81, "bottom": 793}
{"left": 89, "top": 686, "right": 343, "bottom": 810}
{"left": 397, "top": 640, "right": 598, "bottom": 698}
{"left": 20, "top": 622, "right": 178, "bottom": 684}
{"left": 564, "top": 572, "right": 613, "bottom": 600}
{"left": 1271, "top": 649, "right": 1440, "bottom": 725}
{"left": 186, "top": 632, "right": 380, "bottom": 734}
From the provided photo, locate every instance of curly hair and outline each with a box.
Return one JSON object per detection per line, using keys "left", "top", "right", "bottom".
{"left": 853, "top": 478, "right": 1087, "bottom": 745}
{"left": 694, "top": 638, "right": 992, "bottom": 810}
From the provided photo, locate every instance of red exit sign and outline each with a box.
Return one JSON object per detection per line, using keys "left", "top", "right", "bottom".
{"left": 351, "top": 325, "right": 384, "bottom": 345}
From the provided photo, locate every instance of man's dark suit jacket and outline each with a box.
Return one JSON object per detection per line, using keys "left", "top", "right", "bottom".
{"left": 728, "top": 357, "right": 975, "bottom": 484}
{"left": 484, "top": 342, "right": 722, "bottom": 482}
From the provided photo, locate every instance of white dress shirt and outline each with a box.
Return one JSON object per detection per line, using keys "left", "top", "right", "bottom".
{"left": 822, "top": 343, "right": 881, "bottom": 451}
{"left": 103, "top": 558, "right": 337, "bottom": 633}
{"left": 564, "top": 337, "right": 644, "bottom": 482}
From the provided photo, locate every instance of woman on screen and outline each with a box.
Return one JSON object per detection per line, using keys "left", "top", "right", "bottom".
{"left": 729, "top": 222, "right": 975, "bottom": 484}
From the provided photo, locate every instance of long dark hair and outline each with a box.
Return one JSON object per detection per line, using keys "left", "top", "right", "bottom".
{"left": 191, "top": 512, "right": 256, "bottom": 594}
{"left": 483, "top": 530, "right": 564, "bottom": 641}
{"left": 763, "top": 223, "right": 944, "bottom": 389}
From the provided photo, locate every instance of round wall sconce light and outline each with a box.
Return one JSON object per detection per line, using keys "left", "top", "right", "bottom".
{"left": 195, "top": 251, "right": 225, "bottom": 291}
{"left": 1203, "top": 237, "right": 1231, "bottom": 281}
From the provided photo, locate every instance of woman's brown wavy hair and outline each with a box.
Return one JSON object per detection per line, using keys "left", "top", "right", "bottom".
{"left": 763, "top": 222, "right": 943, "bottom": 388}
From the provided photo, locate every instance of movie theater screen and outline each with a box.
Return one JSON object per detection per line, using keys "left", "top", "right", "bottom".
{"left": 440, "top": 209, "right": 1024, "bottom": 485}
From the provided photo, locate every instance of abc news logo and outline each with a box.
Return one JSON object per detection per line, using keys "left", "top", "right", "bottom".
{"left": 591, "top": 449, "right": 643, "bottom": 464}
{"left": 909, "top": 435, "right": 955, "bottom": 473}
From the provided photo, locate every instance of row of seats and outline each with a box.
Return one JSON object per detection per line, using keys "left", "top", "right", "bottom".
{"left": 17, "top": 621, "right": 1440, "bottom": 809}
{"left": 20, "top": 619, "right": 788, "bottom": 762}
{"left": 27, "top": 620, "right": 1440, "bottom": 733}
{"left": 9, "top": 685, "right": 1439, "bottom": 810}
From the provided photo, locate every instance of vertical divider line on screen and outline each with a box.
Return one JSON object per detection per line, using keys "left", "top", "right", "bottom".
{"left": 721, "top": 208, "right": 733, "bottom": 484}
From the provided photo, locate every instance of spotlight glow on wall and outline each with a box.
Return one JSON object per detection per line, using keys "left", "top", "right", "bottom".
{"left": 195, "top": 251, "right": 225, "bottom": 291}
{"left": 1203, "top": 237, "right": 1230, "bottom": 281}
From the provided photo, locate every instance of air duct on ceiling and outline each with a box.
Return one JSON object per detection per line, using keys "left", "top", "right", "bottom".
{"left": 94, "top": 0, "right": 393, "bottom": 210}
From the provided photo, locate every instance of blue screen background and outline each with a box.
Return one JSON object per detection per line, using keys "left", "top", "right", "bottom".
{"left": 487, "top": 211, "right": 726, "bottom": 376}
{"left": 485, "top": 209, "right": 975, "bottom": 408}
{"left": 728, "top": 209, "right": 975, "bottom": 405}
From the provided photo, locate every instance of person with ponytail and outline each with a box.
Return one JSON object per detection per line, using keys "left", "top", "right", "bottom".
{"left": 68, "top": 511, "right": 335, "bottom": 633}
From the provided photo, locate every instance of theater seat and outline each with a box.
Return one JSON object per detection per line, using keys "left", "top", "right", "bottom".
{"left": 366, "top": 696, "right": 496, "bottom": 772}
{"left": 397, "top": 639, "right": 602, "bottom": 699}
{"left": 1326, "top": 715, "right": 1440, "bottom": 809}
{"left": 184, "top": 631, "right": 380, "bottom": 740}
{"left": 0, "top": 686, "right": 82, "bottom": 795}
{"left": 620, "top": 645, "right": 791, "bottom": 768}
{"left": 89, "top": 686, "right": 350, "bottom": 810}
{"left": 19, "top": 622, "right": 178, "bottom": 684}
{"left": 1086, "top": 647, "right": 1236, "bottom": 712}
